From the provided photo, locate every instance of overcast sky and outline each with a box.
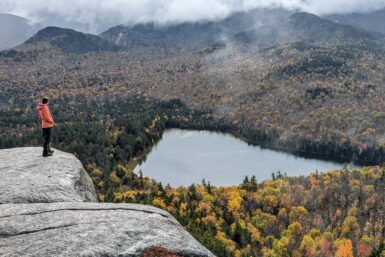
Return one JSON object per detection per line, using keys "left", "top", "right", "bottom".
{"left": 1, "top": 0, "right": 385, "bottom": 33}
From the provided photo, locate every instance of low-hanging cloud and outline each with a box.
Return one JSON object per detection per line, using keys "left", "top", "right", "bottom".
{"left": 1, "top": 0, "right": 385, "bottom": 33}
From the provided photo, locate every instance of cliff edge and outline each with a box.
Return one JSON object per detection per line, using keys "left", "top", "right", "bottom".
{"left": 0, "top": 147, "right": 97, "bottom": 203}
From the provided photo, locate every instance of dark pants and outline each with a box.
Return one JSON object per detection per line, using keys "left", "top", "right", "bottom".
{"left": 42, "top": 128, "right": 51, "bottom": 154}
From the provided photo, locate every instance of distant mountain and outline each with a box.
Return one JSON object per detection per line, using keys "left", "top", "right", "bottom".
{"left": 233, "top": 12, "right": 385, "bottom": 46}
{"left": 0, "top": 13, "right": 42, "bottom": 50}
{"left": 326, "top": 8, "right": 385, "bottom": 35}
{"left": 3, "top": 8, "right": 384, "bottom": 52}
{"left": 100, "top": 8, "right": 293, "bottom": 50}
{"left": 24, "top": 26, "right": 121, "bottom": 53}
{"left": 101, "top": 11, "right": 384, "bottom": 51}
{"left": 101, "top": 22, "right": 223, "bottom": 50}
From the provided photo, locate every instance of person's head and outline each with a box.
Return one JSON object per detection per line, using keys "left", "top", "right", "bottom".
{"left": 42, "top": 97, "right": 49, "bottom": 104}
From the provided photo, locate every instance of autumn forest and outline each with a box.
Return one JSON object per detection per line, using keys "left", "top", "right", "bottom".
{"left": 1, "top": 9, "right": 385, "bottom": 257}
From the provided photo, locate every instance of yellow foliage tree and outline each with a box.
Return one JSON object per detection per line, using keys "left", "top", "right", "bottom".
{"left": 335, "top": 239, "right": 354, "bottom": 257}
{"left": 152, "top": 197, "right": 167, "bottom": 209}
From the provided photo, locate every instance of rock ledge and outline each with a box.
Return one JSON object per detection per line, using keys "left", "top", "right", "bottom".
{"left": 0, "top": 147, "right": 97, "bottom": 203}
{"left": 0, "top": 147, "right": 215, "bottom": 257}
{"left": 0, "top": 202, "right": 214, "bottom": 257}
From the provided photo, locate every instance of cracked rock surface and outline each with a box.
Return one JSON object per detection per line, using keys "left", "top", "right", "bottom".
{"left": 0, "top": 202, "right": 215, "bottom": 257}
{"left": 0, "top": 147, "right": 97, "bottom": 203}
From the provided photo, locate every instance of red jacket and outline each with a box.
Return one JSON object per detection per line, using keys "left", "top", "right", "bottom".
{"left": 37, "top": 103, "right": 54, "bottom": 128}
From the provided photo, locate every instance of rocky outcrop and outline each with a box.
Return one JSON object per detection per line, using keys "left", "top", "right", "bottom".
{"left": 0, "top": 147, "right": 215, "bottom": 257}
{"left": 0, "top": 147, "right": 97, "bottom": 203}
{"left": 0, "top": 202, "right": 214, "bottom": 257}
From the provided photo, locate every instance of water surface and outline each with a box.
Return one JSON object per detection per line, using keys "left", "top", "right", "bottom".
{"left": 136, "top": 129, "right": 352, "bottom": 186}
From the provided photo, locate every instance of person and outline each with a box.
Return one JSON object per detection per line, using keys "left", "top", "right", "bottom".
{"left": 37, "top": 97, "right": 55, "bottom": 157}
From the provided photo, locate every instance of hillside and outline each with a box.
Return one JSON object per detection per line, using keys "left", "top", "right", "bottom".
{"left": 119, "top": 165, "right": 385, "bottom": 257}
{"left": 2, "top": 10, "right": 385, "bottom": 256}
{"left": 2, "top": 13, "right": 385, "bottom": 163}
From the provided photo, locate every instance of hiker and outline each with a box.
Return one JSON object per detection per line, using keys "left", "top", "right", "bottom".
{"left": 37, "top": 97, "right": 55, "bottom": 157}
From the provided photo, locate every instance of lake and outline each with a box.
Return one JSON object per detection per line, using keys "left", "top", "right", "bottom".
{"left": 135, "top": 129, "right": 353, "bottom": 186}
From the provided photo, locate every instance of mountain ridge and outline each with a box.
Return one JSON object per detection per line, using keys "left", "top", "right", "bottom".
{"left": 24, "top": 26, "right": 121, "bottom": 53}
{"left": 12, "top": 10, "right": 385, "bottom": 53}
{"left": 233, "top": 12, "right": 385, "bottom": 46}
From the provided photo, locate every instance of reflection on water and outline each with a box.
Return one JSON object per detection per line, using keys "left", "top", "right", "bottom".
{"left": 136, "top": 129, "right": 354, "bottom": 186}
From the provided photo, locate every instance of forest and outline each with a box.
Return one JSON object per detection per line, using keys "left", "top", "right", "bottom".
{"left": 1, "top": 95, "right": 385, "bottom": 256}
{"left": 2, "top": 12, "right": 385, "bottom": 256}
{"left": 2, "top": 38, "right": 385, "bottom": 165}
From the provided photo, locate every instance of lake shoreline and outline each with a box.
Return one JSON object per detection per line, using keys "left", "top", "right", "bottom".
{"left": 128, "top": 126, "right": 360, "bottom": 177}
{"left": 134, "top": 129, "right": 353, "bottom": 186}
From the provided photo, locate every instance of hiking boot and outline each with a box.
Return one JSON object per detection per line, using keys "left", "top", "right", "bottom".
{"left": 48, "top": 149, "right": 54, "bottom": 153}
{"left": 43, "top": 152, "right": 53, "bottom": 157}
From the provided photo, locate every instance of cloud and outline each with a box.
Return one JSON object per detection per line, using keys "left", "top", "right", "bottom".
{"left": 1, "top": 0, "right": 385, "bottom": 33}
{"left": 301, "top": 0, "right": 385, "bottom": 15}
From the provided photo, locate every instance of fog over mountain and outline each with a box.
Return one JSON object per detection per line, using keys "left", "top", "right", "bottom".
{"left": 1, "top": 0, "right": 385, "bottom": 33}
{"left": 327, "top": 8, "right": 385, "bottom": 34}
{"left": 0, "top": 13, "right": 42, "bottom": 50}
